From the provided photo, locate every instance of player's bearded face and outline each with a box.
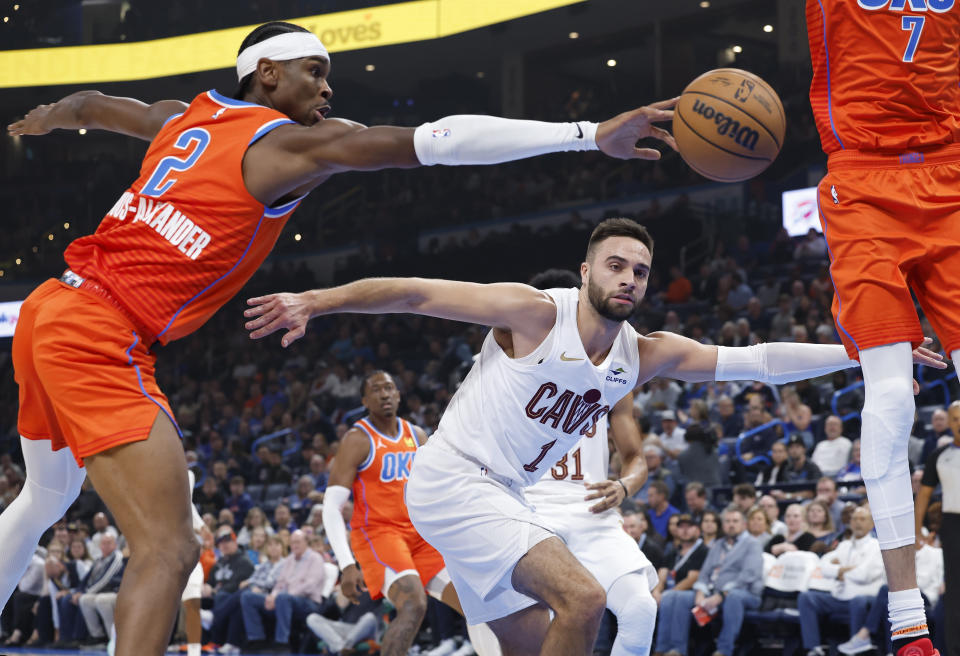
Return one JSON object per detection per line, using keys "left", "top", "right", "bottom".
{"left": 586, "top": 276, "right": 638, "bottom": 321}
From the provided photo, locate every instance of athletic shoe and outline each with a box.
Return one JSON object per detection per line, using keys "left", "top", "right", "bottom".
{"left": 426, "top": 638, "right": 458, "bottom": 656}
{"left": 839, "top": 635, "right": 878, "bottom": 655}
{"left": 217, "top": 644, "right": 240, "bottom": 655}
{"left": 896, "top": 638, "right": 939, "bottom": 656}
{"left": 451, "top": 641, "right": 476, "bottom": 656}
{"left": 806, "top": 648, "right": 828, "bottom": 656}
{"left": 200, "top": 609, "right": 214, "bottom": 631}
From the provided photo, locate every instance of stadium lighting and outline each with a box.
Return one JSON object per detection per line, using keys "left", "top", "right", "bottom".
{"left": 13, "top": 4, "right": 18, "bottom": 9}
{"left": 15, "top": 259, "right": 21, "bottom": 266}
{"left": 476, "top": 71, "right": 485, "bottom": 78}
{"left": 732, "top": 45, "right": 743, "bottom": 53}
{"left": 32, "top": 246, "right": 38, "bottom": 253}
{"left": 294, "top": 233, "right": 302, "bottom": 241}
{"left": 3, "top": 17, "right": 8, "bottom": 23}
{"left": 365, "top": 64, "right": 375, "bottom": 72}
{"left": 63, "top": 222, "right": 70, "bottom": 229}
{"left": 763, "top": 24, "right": 774, "bottom": 33}
{"left": 568, "top": 31, "right": 579, "bottom": 39}
{"left": 699, "top": 1, "right": 710, "bottom": 7}
{"left": 606, "top": 59, "right": 617, "bottom": 67}
{"left": 78, "top": 128, "right": 87, "bottom": 135}
{"left": 47, "top": 234, "right": 53, "bottom": 241}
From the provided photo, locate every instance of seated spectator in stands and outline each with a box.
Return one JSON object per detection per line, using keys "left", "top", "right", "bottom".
{"left": 33, "top": 544, "right": 71, "bottom": 646}
{"left": 664, "top": 265, "right": 692, "bottom": 304}
{"left": 756, "top": 440, "right": 791, "bottom": 487}
{"left": 795, "top": 378, "right": 824, "bottom": 414}
{"left": 738, "top": 399, "right": 779, "bottom": 467}
{"left": 273, "top": 503, "right": 298, "bottom": 533}
{"left": 838, "top": 538, "right": 943, "bottom": 655}
{"left": 920, "top": 408, "right": 951, "bottom": 465}
{"left": 811, "top": 416, "right": 853, "bottom": 478}
{"left": 727, "top": 273, "right": 754, "bottom": 311}
{"left": 734, "top": 318, "right": 759, "bottom": 347}
{"left": 835, "top": 438, "right": 863, "bottom": 483}
{"left": 677, "top": 425, "right": 722, "bottom": 489}
{"left": 758, "top": 495, "right": 787, "bottom": 536}
{"left": 655, "top": 506, "right": 764, "bottom": 656}
{"left": 744, "top": 297, "right": 770, "bottom": 338}
{"left": 224, "top": 476, "right": 254, "bottom": 530}
{"left": 306, "top": 591, "right": 381, "bottom": 656}
{"left": 781, "top": 435, "right": 822, "bottom": 491}
{"left": 798, "top": 506, "right": 883, "bottom": 656}
{"left": 285, "top": 475, "right": 322, "bottom": 526}
{"left": 746, "top": 506, "right": 774, "bottom": 548}
{"left": 209, "top": 460, "right": 231, "bottom": 494}
{"left": 633, "top": 445, "right": 677, "bottom": 504}
{"left": 715, "top": 394, "right": 743, "bottom": 438}
{"left": 663, "top": 514, "right": 683, "bottom": 564}
{"left": 64, "top": 533, "right": 124, "bottom": 647}
{"left": 194, "top": 476, "right": 225, "bottom": 518}
{"left": 237, "top": 507, "right": 275, "bottom": 549}
{"left": 811, "top": 477, "right": 846, "bottom": 530}
{"left": 700, "top": 510, "right": 720, "bottom": 547}
{"left": 647, "top": 480, "right": 680, "bottom": 541}
{"left": 661, "top": 310, "right": 684, "bottom": 334}
{"left": 68, "top": 537, "right": 94, "bottom": 586}
{"left": 766, "top": 504, "right": 816, "bottom": 555}
{"left": 733, "top": 483, "right": 758, "bottom": 515}
{"left": 642, "top": 378, "right": 683, "bottom": 413}
{"left": 245, "top": 527, "right": 269, "bottom": 565}
{"left": 805, "top": 499, "right": 839, "bottom": 553}
{"left": 210, "top": 535, "right": 284, "bottom": 654}
{"left": 87, "top": 512, "right": 118, "bottom": 560}
{"left": 651, "top": 514, "right": 708, "bottom": 606}
{"left": 680, "top": 399, "right": 712, "bottom": 433}
{"left": 4, "top": 546, "right": 46, "bottom": 647}
{"left": 736, "top": 381, "right": 778, "bottom": 412}
{"left": 240, "top": 530, "right": 328, "bottom": 652}
{"left": 684, "top": 482, "right": 716, "bottom": 525}
{"left": 307, "top": 454, "right": 329, "bottom": 492}
{"left": 780, "top": 387, "right": 814, "bottom": 450}
{"left": 769, "top": 294, "right": 797, "bottom": 341}
{"left": 258, "top": 447, "right": 294, "bottom": 485}
{"left": 622, "top": 510, "right": 665, "bottom": 570}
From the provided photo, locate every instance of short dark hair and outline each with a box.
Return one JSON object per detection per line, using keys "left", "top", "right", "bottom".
{"left": 234, "top": 21, "right": 311, "bottom": 100}
{"left": 733, "top": 482, "right": 756, "bottom": 499}
{"left": 362, "top": 370, "right": 392, "bottom": 396}
{"left": 585, "top": 218, "right": 654, "bottom": 262}
{"left": 528, "top": 268, "right": 581, "bottom": 290}
{"left": 685, "top": 481, "right": 707, "bottom": 498}
{"left": 649, "top": 480, "right": 669, "bottom": 497}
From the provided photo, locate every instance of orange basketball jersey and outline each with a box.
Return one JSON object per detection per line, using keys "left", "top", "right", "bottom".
{"left": 807, "top": 0, "right": 960, "bottom": 154}
{"left": 350, "top": 417, "right": 422, "bottom": 531}
{"left": 63, "top": 90, "right": 306, "bottom": 345}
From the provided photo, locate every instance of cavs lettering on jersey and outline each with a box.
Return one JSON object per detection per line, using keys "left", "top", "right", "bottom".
{"left": 434, "top": 287, "right": 640, "bottom": 487}
{"left": 63, "top": 90, "right": 306, "bottom": 345}
{"left": 351, "top": 417, "right": 421, "bottom": 530}
{"left": 807, "top": 0, "right": 960, "bottom": 153}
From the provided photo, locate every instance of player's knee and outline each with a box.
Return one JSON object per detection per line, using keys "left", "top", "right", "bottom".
{"left": 392, "top": 578, "right": 428, "bottom": 620}
{"left": 861, "top": 376, "right": 914, "bottom": 481}
{"left": 559, "top": 579, "right": 605, "bottom": 624}
{"left": 617, "top": 594, "right": 656, "bottom": 650}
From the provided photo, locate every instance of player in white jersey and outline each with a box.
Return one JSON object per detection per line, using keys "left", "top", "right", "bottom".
{"left": 244, "top": 218, "right": 943, "bottom": 656}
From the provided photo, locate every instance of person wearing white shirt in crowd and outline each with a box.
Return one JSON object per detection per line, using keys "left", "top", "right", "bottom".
{"left": 758, "top": 495, "right": 787, "bottom": 537}
{"left": 87, "top": 513, "right": 119, "bottom": 561}
{"left": 811, "top": 416, "right": 853, "bottom": 478}
{"left": 797, "top": 506, "right": 884, "bottom": 656}
{"left": 656, "top": 410, "right": 687, "bottom": 459}
{"left": 638, "top": 378, "right": 682, "bottom": 415}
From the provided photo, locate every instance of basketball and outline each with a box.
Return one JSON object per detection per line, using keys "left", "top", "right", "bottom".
{"left": 673, "top": 68, "right": 785, "bottom": 183}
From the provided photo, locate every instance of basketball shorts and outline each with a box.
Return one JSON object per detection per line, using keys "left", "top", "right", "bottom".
{"left": 526, "top": 490, "right": 656, "bottom": 593}
{"left": 181, "top": 561, "right": 204, "bottom": 601}
{"left": 404, "top": 438, "right": 558, "bottom": 625}
{"left": 349, "top": 522, "right": 446, "bottom": 601}
{"left": 818, "top": 144, "right": 960, "bottom": 359}
{"left": 13, "top": 279, "right": 177, "bottom": 467}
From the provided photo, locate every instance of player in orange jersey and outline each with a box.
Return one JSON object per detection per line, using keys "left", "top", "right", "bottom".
{"left": 3, "top": 20, "right": 677, "bottom": 656}
{"left": 807, "top": 2, "right": 960, "bottom": 655}
{"left": 322, "top": 370, "right": 497, "bottom": 656}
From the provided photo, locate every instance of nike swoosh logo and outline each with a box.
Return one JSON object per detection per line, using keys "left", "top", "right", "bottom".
{"left": 575, "top": 123, "right": 583, "bottom": 139}
{"left": 560, "top": 351, "right": 584, "bottom": 362}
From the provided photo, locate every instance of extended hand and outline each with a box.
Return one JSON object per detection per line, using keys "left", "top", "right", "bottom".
{"left": 340, "top": 564, "right": 367, "bottom": 604}
{"left": 585, "top": 479, "right": 625, "bottom": 513}
{"left": 912, "top": 338, "right": 947, "bottom": 395}
{"left": 596, "top": 98, "right": 678, "bottom": 160}
{"left": 7, "top": 103, "right": 57, "bottom": 136}
{"left": 245, "top": 292, "right": 314, "bottom": 347}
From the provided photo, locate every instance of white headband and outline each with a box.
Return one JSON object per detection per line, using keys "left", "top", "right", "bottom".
{"left": 236, "top": 32, "right": 329, "bottom": 81}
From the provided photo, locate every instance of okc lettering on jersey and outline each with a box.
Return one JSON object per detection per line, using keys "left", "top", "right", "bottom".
{"left": 524, "top": 382, "right": 611, "bottom": 436}
{"left": 105, "top": 191, "right": 212, "bottom": 261}
{"left": 857, "top": 0, "right": 954, "bottom": 10}
{"left": 379, "top": 451, "right": 415, "bottom": 482}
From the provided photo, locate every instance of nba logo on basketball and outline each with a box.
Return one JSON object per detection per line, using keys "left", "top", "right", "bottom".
{"left": 734, "top": 79, "right": 755, "bottom": 103}
{"left": 432, "top": 128, "right": 451, "bottom": 138}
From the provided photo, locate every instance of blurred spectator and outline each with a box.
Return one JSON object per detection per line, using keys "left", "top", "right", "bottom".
{"left": 715, "top": 395, "right": 744, "bottom": 438}
{"left": 2, "top": 547, "right": 45, "bottom": 647}
{"left": 664, "top": 265, "right": 693, "bottom": 304}
{"left": 804, "top": 499, "right": 838, "bottom": 552}
{"left": 622, "top": 510, "right": 665, "bottom": 570}
{"left": 797, "top": 506, "right": 883, "bottom": 656}
{"left": 758, "top": 495, "right": 787, "bottom": 536}
{"left": 194, "top": 476, "right": 226, "bottom": 517}
{"left": 812, "top": 477, "right": 846, "bottom": 530}
{"left": 781, "top": 435, "right": 822, "bottom": 491}
{"left": 245, "top": 527, "right": 269, "bottom": 565}
{"left": 633, "top": 445, "right": 677, "bottom": 505}
{"left": 656, "top": 506, "right": 763, "bottom": 656}
{"left": 700, "top": 510, "right": 720, "bottom": 547}
{"left": 651, "top": 514, "right": 707, "bottom": 606}
{"left": 683, "top": 482, "right": 715, "bottom": 524}
{"left": 746, "top": 506, "right": 773, "bottom": 548}
{"left": 836, "top": 438, "right": 863, "bottom": 483}
{"left": 285, "top": 475, "right": 321, "bottom": 527}
{"left": 780, "top": 388, "right": 814, "bottom": 450}
{"left": 657, "top": 410, "right": 687, "bottom": 459}
{"left": 66, "top": 533, "right": 124, "bottom": 647}
{"left": 811, "top": 415, "right": 853, "bottom": 478}
{"left": 240, "top": 530, "right": 328, "bottom": 651}
{"left": 732, "top": 483, "right": 758, "bottom": 515}
{"left": 756, "top": 440, "right": 791, "bottom": 487}
{"left": 273, "top": 504, "right": 298, "bottom": 533}
{"left": 224, "top": 476, "right": 254, "bottom": 530}
{"left": 237, "top": 507, "right": 274, "bottom": 548}
{"left": 640, "top": 378, "right": 682, "bottom": 413}
{"left": 647, "top": 481, "right": 680, "bottom": 541}
{"left": 87, "top": 513, "right": 118, "bottom": 560}
{"left": 767, "top": 504, "right": 816, "bottom": 555}
{"left": 769, "top": 295, "right": 797, "bottom": 342}
{"left": 206, "top": 527, "right": 255, "bottom": 599}
{"left": 306, "top": 454, "right": 329, "bottom": 491}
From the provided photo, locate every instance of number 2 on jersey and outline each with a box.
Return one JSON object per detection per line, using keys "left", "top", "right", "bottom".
{"left": 901, "top": 15, "right": 925, "bottom": 63}
{"left": 141, "top": 128, "right": 211, "bottom": 197}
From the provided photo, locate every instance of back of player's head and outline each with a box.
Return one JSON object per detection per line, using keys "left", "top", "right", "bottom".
{"left": 585, "top": 217, "right": 654, "bottom": 262}
{"left": 234, "top": 21, "right": 312, "bottom": 99}
{"left": 527, "top": 268, "right": 581, "bottom": 290}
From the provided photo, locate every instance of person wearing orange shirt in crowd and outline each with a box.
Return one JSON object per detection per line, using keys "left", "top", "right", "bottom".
{"left": 664, "top": 265, "right": 692, "bottom": 304}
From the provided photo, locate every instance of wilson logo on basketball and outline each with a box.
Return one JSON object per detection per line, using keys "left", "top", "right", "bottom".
{"left": 691, "top": 99, "right": 760, "bottom": 152}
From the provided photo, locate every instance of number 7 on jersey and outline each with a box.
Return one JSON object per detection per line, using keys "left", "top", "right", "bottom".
{"left": 901, "top": 16, "right": 925, "bottom": 63}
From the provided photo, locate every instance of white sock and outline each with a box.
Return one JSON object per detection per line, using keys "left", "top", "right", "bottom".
{"left": 0, "top": 437, "right": 86, "bottom": 605}
{"left": 888, "top": 588, "right": 928, "bottom": 642}
{"left": 466, "top": 623, "right": 502, "bottom": 656}
{"left": 606, "top": 572, "right": 657, "bottom": 656}
{"left": 186, "top": 644, "right": 201, "bottom": 656}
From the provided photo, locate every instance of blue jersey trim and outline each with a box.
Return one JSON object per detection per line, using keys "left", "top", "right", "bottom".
{"left": 362, "top": 417, "right": 404, "bottom": 443}
{"left": 249, "top": 118, "right": 296, "bottom": 146}
{"left": 263, "top": 194, "right": 306, "bottom": 219}
{"left": 817, "top": 193, "right": 858, "bottom": 351}
{"left": 355, "top": 424, "right": 377, "bottom": 472}
{"left": 816, "top": 0, "right": 846, "bottom": 150}
{"left": 126, "top": 331, "right": 183, "bottom": 438}
{"left": 161, "top": 112, "right": 183, "bottom": 129}
{"left": 156, "top": 214, "right": 266, "bottom": 340}
{"left": 206, "top": 90, "right": 263, "bottom": 108}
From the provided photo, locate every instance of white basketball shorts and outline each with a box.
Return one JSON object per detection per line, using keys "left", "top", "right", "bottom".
{"left": 181, "top": 561, "right": 204, "bottom": 601}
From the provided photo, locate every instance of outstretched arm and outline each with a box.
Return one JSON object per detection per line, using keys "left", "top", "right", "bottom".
{"left": 643, "top": 332, "right": 946, "bottom": 384}
{"left": 7, "top": 91, "right": 187, "bottom": 141}
{"left": 244, "top": 277, "right": 557, "bottom": 348}
{"left": 322, "top": 429, "right": 368, "bottom": 603}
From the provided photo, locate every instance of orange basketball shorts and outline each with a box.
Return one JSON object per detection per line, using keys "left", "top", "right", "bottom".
{"left": 350, "top": 523, "right": 446, "bottom": 600}
{"left": 818, "top": 144, "right": 960, "bottom": 360}
{"left": 13, "top": 279, "right": 178, "bottom": 467}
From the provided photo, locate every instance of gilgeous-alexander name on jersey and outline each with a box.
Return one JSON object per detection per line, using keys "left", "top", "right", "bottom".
{"left": 434, "top": 287, "right": 640, "bottom": 487}
{"left": 807, "top": 0, "right": 960, "bottom": 154}
{"left": 64, "top": 90, "right": 307, "bottom": 345}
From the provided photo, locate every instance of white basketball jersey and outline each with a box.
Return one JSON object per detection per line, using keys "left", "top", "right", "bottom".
{"left": 434, "top": 287, "right": 640, "bottom": 487}
{"left": 525, "top": 417, "right": 612, "bottom": 507}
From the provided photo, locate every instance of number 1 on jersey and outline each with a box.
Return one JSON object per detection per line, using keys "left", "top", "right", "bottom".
{"left": 523, "top": 440, "right": 557, "bottom": 472}
{"left": 901, "top": 16, "right": 925, "bottom": 63}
